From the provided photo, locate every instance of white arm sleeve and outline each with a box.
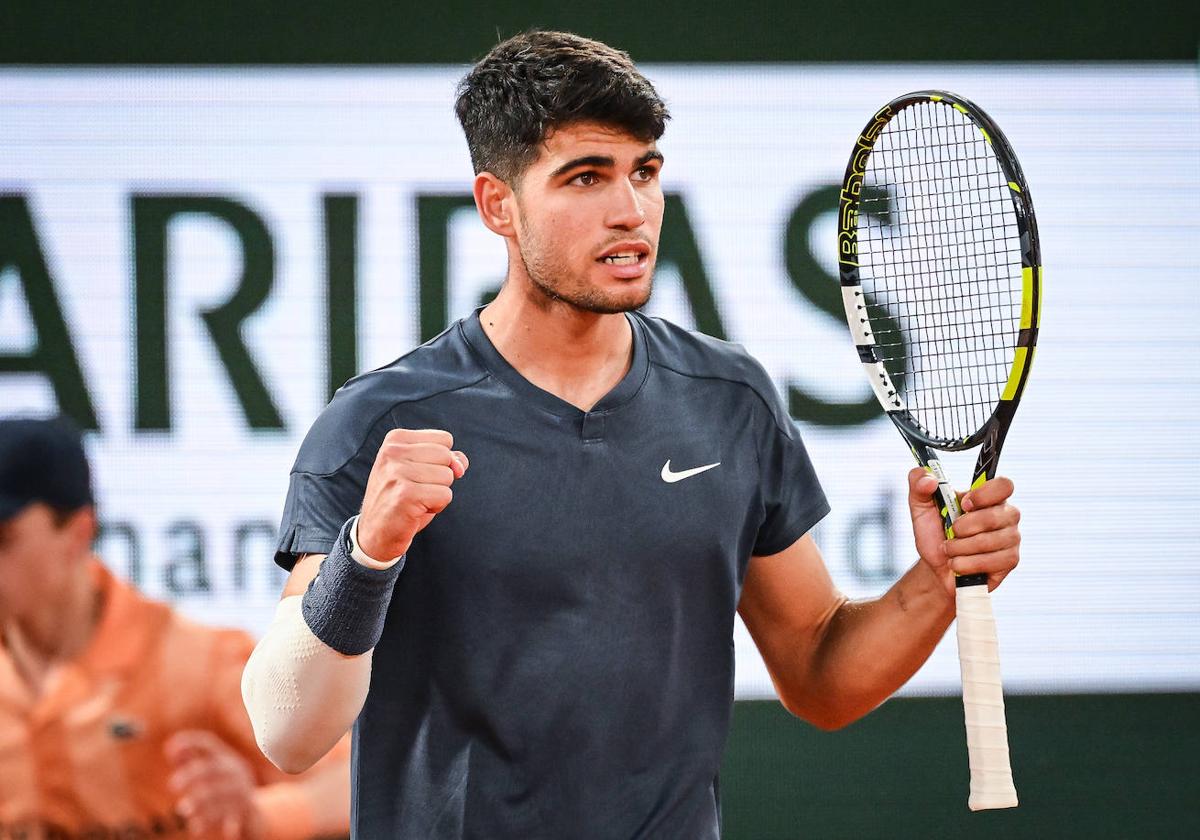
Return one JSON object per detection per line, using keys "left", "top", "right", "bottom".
{"left": 241, "top": 594, "right": 372, "bottom": 774}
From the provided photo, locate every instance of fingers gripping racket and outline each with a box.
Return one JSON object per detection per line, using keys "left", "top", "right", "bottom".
{"left": 837, "top": 91, "right": 1041, "bottom": 810}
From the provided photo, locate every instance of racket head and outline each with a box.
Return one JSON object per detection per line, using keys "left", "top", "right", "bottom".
{"left": 838, "top": 90, "right": 1042, "bottom": 454}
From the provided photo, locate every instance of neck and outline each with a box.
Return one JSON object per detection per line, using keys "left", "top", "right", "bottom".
{"left": 2, "top": 561, "right": 101, "bottom": 695}
{"left": 480, "top": 284, "right": 633, "bottom": 412}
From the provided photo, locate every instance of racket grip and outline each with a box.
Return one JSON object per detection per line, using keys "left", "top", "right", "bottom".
{"left": 955, "top": 582, "right": 1018, "bottom": 811}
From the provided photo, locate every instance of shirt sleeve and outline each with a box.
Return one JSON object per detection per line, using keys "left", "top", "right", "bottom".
{"left": 274, "top": 389, "right": 392, "bottom": 571}
{"left": 751, "top": 386, "right": 830, "bottom": 557}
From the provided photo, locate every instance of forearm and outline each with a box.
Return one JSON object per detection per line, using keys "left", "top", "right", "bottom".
{"left": 799, "top": 559, "right": 954, "bottom": 728}
{"left": 241, "top": 595, "right": 371, "bottom": 773}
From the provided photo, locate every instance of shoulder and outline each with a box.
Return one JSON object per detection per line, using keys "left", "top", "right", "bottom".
{"left": 113, "top": 578, "right": 255, "bottom": 692}
{"left": 634, "top": 313, "right": 791, "bottom": 431}
{"left": 148, "top": 598, "right": 256, "bottom": 669}
{"left": 294, "top": 320, "right": 488, "bottom": 476}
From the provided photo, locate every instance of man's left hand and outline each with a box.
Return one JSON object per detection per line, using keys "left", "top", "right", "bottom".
{"left": 165, "top": 729, "right": 264, "bottom": 839}
{"left": 907, "top": 467, "right": 1021, "bottom": 596}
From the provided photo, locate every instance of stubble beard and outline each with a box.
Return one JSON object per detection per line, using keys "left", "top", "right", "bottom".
{"left": 517, "top": 228, "right": 653, "bottom": 315}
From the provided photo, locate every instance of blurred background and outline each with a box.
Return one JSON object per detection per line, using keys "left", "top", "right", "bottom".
{"left": 2, "top": 1, "right": 1198, "bottom": 836}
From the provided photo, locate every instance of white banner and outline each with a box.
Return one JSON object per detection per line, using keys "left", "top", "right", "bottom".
{"left": 1, "top": 65, "right": 1197, "bottom": 696}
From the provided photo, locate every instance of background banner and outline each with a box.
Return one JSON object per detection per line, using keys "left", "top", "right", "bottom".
{"left": 2, "top": 64, "right": 1197, "bottom": 696}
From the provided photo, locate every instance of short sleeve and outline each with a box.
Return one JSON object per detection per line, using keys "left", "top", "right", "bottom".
{"left": 751, "top": 395, "right": 830, "bottom": 558}
{"left": 274, "top": 390, "right": 392, "bottom": 570}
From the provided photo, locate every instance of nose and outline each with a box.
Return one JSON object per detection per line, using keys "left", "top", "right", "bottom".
{"left": 605, "top": 180, "right": 646, "bottom": 231}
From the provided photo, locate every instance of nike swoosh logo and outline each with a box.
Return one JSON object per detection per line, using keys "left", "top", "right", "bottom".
{"left": 661, "top": 460, "right": 721, "bottom": 483}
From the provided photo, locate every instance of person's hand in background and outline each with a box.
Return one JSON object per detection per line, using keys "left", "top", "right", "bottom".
{"left": 166, "top": 730, "right": 264, "bottom": 839}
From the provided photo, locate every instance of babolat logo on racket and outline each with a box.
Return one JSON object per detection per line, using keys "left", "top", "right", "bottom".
{"left": 838, "top": 105, "right": 892, "bottom": 267}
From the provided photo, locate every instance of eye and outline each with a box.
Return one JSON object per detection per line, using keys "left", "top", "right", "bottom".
{"left": 633, "top": 165, "right": 659, "bottom": 182}
{"left": 571, "top": 171, "right": 600, "bottom": 187}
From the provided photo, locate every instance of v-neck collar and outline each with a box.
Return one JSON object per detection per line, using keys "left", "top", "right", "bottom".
{"left": 460, "top": 308, "right": 649, "bottom": 418}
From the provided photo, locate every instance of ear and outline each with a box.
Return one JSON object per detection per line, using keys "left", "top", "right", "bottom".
{"left": 64, "top": 506, "right": 98, "bottom": 556}
{"left": 473, "top": 172, "right": 517, "bottom": 237}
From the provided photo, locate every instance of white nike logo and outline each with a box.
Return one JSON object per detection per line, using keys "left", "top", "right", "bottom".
{"left": 660, "top": 460, "right": 721, "bottom": 483}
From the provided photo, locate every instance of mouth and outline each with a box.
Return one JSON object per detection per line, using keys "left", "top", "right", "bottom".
{"left": 598, "top": 252, "right": 648, "bottom": 266}
{"left": 596, "top": 241, "right": 652, "bottom": 270}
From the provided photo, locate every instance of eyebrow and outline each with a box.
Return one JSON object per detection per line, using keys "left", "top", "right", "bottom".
{"left": 549, "top": 150, "right": 665, "bottom": 180}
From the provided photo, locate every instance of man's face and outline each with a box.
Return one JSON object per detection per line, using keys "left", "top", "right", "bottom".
{"left": 509, "top": 121, "right": 665, "bottom": 314}
{"left": 0, "top": 504, "right": 84, "bottom": 625}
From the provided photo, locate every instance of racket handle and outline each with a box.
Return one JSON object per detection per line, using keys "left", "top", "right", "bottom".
{"left": 955, "top": 582, "right": 1018, "bottom": 810}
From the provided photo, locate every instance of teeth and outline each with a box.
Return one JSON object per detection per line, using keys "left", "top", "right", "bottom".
{"left": 603, "top": 253, "right": 639, "bottom": 264}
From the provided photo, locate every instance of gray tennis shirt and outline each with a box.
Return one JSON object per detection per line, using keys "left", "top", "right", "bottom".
{"left": 275, "top": 310, "right": 829, "bottom": 839}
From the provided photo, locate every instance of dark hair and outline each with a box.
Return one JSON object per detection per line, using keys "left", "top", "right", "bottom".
{"left": 455, "top": 31, "right": 670, "bottom": 183}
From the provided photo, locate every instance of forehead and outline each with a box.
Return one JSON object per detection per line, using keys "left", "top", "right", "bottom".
{"left": 534, "top": 121, "right": 657, "bottom": 164}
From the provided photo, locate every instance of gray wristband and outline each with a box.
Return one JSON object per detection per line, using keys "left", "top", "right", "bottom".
{"left": 301, "top": 518, "right": 405, "bottom": 656}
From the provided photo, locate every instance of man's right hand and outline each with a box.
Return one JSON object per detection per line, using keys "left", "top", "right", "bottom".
{"left": 356, "top": 428, "right": 468, "bottom": 561}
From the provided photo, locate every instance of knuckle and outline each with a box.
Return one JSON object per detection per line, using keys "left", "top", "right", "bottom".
{"left": 379, "top": 441, "right": 410, "bottom": 464}
{"left": 957, "top": 515, "right": 981, "bottom": 538}
{"left": 424, "top": 428, "right": 454, "bottom": 449}
{"left": 430, "top": 486, "right": 454, "bottom": 511}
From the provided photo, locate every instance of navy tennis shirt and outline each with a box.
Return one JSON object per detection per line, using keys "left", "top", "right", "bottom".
{"left": 275, "top": 310, "right": 829, "bottom": 839}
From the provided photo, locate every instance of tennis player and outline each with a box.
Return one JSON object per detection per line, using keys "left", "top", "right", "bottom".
{"left": 242, "top": 31, "right": 1021, "bottom": 838}
{"left": 0, "top": 417, "right": 351, "bottom": 839}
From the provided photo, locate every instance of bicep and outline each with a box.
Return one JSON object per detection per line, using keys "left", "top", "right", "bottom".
{"left": 281, "top": 553, "right": 324, "bottom": 599}
{"left": 738, "top": 533, "right": 846, "bottom": 685}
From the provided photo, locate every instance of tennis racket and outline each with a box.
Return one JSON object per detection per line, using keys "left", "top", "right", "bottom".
{"left": 837, "top": 90, "right": 1041, "bottom": 811}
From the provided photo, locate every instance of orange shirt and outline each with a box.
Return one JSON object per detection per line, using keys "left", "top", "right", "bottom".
{"left": 0, "top": 560, "right": 348, "bottom": 839}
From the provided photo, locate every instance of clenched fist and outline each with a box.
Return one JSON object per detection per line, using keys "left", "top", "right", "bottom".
{"left": 356, "top": 428, "right": 468, "bottom": 561}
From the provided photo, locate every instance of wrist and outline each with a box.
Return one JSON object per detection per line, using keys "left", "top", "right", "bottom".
{"left": 349, "top": 516, "right": 405, "bottom": 570}
{"left": 301, "top": 517, "right": 405, "bottom": 656}
{"left": 905, "top": 558, "right": 957, "bottom": 611}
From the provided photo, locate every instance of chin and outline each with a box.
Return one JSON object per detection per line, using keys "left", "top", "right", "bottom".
{"left": 598, "top": 272, "right": 655, "bottom": 311}
{"left": 536, "top": 275, "right": 653, "bottom": 315}
{"left": 585, "top": 285, "right": 652, "bottom": 314}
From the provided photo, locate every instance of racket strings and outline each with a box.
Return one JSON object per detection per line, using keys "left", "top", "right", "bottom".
{"left": 856, "top": 100, "right": 1023, "bottom": 442}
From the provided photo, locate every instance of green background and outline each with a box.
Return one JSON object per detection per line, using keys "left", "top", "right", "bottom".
{"left": 2, "top": 0, "right": 1198, "bottom": 64}
{"left": 4, "top": 1, "right": 1198, "bottom": 836}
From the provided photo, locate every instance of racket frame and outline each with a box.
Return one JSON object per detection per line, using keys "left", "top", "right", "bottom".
{"left": 838, "top": 89, "right": 1042, "bottom": 582}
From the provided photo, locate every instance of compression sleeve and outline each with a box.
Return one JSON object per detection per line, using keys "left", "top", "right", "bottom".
{"left": 241, "top": 596, "right": 372, "bottom": 774}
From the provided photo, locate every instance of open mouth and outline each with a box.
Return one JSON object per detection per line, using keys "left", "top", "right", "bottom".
{"left": 599, "top": 252, "right": 647, "bottom": 265}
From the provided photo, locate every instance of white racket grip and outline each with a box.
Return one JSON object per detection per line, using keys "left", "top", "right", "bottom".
{"left": 955, "top": 582, "right": 1018, "bottom": 810}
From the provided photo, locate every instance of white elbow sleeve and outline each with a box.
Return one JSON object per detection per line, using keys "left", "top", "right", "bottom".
{"left": 242, "top": 595, "right": 372, "bottom": 772}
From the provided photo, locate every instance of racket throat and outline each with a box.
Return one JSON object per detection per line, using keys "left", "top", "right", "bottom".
{"left": 923, "top": 454, "right": 989, "bottom": 589}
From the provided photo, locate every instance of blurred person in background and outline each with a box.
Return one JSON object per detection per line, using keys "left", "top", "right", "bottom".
{"left": 0, "top": 416, "right": 351, "bottom": 840}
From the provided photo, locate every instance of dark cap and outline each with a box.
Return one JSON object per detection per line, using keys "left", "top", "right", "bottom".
{"left": 0, "top": 417, "right": 93, "bottom": 522}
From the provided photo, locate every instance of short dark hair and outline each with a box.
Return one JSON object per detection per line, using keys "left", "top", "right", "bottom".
{"left": 455, "top": 31, "right": 670, "bottom": 183}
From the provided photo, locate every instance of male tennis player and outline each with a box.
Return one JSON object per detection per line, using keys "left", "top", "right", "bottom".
{"left": 242, "top": 31, "right": 1021, "bottom": 838}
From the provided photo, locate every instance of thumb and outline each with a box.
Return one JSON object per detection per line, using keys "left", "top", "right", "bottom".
{"left": 164, "top": 729, "right": 215, "bottom": 766}
{"left": 907, "top": 466, "right": 940, "bottom": 516}
{"left": 907, "top": 466, "right": 953, "bottom": 578}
